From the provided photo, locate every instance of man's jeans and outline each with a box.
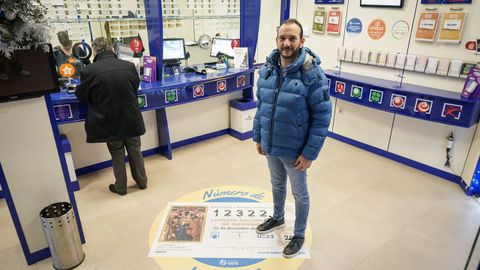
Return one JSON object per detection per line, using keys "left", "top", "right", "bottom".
{"left": 266, "top": 155, "right": 309, "bottom": 237}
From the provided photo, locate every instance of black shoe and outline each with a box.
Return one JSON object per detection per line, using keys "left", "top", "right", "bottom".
{"left": 134, "top": 179, "right": 147, "bottom": 190}
{"left": 109, "top": 184, "right": 127, "bottom": 196}
{"left": 256, "top": 217, "right": 285, "bottom": 234}
{"left": 282, "top": 236, "right": 305, "bottom": 258}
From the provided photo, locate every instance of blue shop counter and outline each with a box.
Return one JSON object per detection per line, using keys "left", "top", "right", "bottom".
{"left": 50, "top": 68, "right": 254, "bottom": 160}
{"left": 51, "top": 68, "right": 253, "bottom": 124}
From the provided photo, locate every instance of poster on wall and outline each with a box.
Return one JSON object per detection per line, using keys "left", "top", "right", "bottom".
{"left": 392, "top": 20, "right": 410, "bottom": 39}
{"left": 368, "top": 19, "right": 386, "bottom": 40}
{"left": 312, "top": 8, "right": 327, "bottom": 33}
{"left": 327, "top": 10, "right": 343, "bottom": 34}
{"left": 346, "top": 18, "right": 363, "bottom": 36}
{"left": 415, "top": 12, "right": 440, "bottom": 42}
{"left": 438, "top": 12, "right": 466, "bottom": 43}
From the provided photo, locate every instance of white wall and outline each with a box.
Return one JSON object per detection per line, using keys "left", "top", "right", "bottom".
{"left": 59, "top": 92, "right": 241, "bottom": 169}
{"left": 288, "top": 0, "right": 480, "bottom": 186}
{"left": 0, "top": 97, "right": 71, "bottom": 253}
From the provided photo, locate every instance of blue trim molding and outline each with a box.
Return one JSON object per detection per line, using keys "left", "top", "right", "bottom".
{"left": 241, "top": 0, "right": 261, "bottom": 69}
{"left": 280, "top": 0, "right": 290, "bottom": 23}
{"left": 45, "top": 95, "right": 86, "bottom": 246}
{"left": 327, "top": 131, "right": 462, "bottom": 183}
{"left": 230, "top": 98, "right": 256, "bottom": 111}
{"left": 229, "top": 129, "right": 253, "bottom": 141}
{"left": 465, "top": 157, "right": 480, "bottom": 196}
{"left": 76, "top": 129, "right": 230, "bottom": 176}
{"left": 171, "top": 129, "right": 229, "bottom": 149}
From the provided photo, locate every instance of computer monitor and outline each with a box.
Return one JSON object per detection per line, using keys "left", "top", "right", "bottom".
{"left": 115, "top": 43, "right": 134, "bottom": 61}
{"left": 163, "top": 38, "right": 187, "bottom": 61}
{"left": 210, "top": 38, "right": 235, "bottom": 58}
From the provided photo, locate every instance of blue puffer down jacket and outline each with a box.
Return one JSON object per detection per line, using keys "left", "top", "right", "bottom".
{"left": 253, "top": 47, "right": 332, "bottom": 161}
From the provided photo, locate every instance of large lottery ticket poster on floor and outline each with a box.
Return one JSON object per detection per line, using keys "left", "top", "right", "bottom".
{"left": 149, "top": 202, "right": 310, "bottom": 258}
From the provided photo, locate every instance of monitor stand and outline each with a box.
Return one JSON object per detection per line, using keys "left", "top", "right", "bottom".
{"left": 163, "top": 60, "right": 181, "bottom": 77}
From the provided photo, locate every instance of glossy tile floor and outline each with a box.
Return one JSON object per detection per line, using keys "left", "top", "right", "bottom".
{"left": 1, "top": 136, "right": 479, "bottom": 270}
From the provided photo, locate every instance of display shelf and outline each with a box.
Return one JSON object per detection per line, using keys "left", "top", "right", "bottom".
{"left": 326, "top": 70, "right": 480, "bottom": 128}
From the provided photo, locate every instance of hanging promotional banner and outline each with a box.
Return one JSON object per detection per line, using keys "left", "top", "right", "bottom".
{"left": 392, "top": 20, "right": 410, "bottom": 39}
{"left": 368, "top": 19, "right": 386, "bottom": 40}
{"left": 438, "top": 12, "right": 467, "bottom": 43}
{"left": 415, "top": 12, "right": 439, "bottom": 42}
{"left": 326, "top": 10, "right": 342, "bottom": 34}
{"left": 346, "top": 18, "right": 363, "bottom": 35}
{"left": 312, "top": 8, "right": 326, "bottom": 33}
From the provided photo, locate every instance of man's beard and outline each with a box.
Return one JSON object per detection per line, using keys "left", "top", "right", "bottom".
{"left": 280, "top": 46, "right": 301, "bottom": 61}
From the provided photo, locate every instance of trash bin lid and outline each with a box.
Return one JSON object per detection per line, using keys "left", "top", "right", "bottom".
{"left": 40, "top": 202, "right": 72, "bottom": 219}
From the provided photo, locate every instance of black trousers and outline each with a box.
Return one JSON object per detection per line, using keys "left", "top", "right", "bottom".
{"left": 106, "top": 136, "right": 147, "bottom": 193}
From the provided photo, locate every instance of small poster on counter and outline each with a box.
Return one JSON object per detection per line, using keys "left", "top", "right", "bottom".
{"left": 438, "top": 12, "right": 466, "bottom": 43}
{"left": 461, "top": 67, "right": 480, "bottom": 100}
{"left": 142, "top": 56, "right": 157, "bottom": 82}
{"left": 233, "top": 47, "right": 249, "bottom": 68}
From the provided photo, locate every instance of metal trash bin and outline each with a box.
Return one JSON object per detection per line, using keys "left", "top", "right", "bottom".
{"left": 40, "top": 202, "right": 85, "bottom": 270}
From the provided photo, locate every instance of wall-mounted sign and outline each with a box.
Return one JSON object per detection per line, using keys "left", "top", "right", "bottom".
{"left": 392, "top": 20, "right": 410, "bottom": 39}
{"left": 415, "top": 12, "right": 439, "bottom": 42}
{"left": 193, "top": 84, "right": 204, "bottom": 98}
{"left": 237, "top": 75, "right": 246, "bottom": 87}
{"left": 465, "top": 40, "right": 477, "bottom": 51}
{"left": 217, "top": 80, "right": 227, "bottom": 92}
{"left": 138, "top": 94, "right": 147, "bottom": 108}
{"left": 58, "top": 63, "right": 75, "bottom": 78}
{"left": 390, "top": 94, "right": 406, "bottom": 109}
{"left": 312, "top": 8, "right": 327, "bottom": 33}
{"left": 441, "top": 103, "right": 463, "bottom": 120}
{"left": 369, "top": 89, "right": 384, "bottom": 104}
{"left": 351, "top": 85, "right": 363, "bottom": 99}
{"left": 165, "top": 89, "right": 178, "bottom": 103}
{"left": 414, "top": 98, "right": 433, "bottom": 114}
{"left": 346, "top": 18, "right": 363, "bottom": 35}
{"left": 53, "top": 104, "right": 73, "bottom": 120}
{"left": 335, "top": 81, "right": 346, "bottom": 94}
{"left": 315, "top": 0, "right": 344, "bottom": 4}
{"left": 368, "top": 19, "right": 386, "bottom": 40}
{"left": 438, "top": 12, "right": 466, "bottom": 43}
{"left": 327, "top": 10, "right": 342, "bottom": 34}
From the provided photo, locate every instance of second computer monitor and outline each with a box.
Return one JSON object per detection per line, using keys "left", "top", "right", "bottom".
{"left": 210, "top": 38, "right": 235, "bottom": 58}
{"left": 163, "top": 38, "right": 187, "bottom": 61}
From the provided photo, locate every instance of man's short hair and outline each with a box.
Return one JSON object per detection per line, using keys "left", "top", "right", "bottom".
{"left": 92, "top": 37, "right": 113, "bottom": 54}
{"left": 57, "top": 31, "right": 72, "bottom": 48}
{"left": 278, "top": 18, "right": 304, "bottom": 39}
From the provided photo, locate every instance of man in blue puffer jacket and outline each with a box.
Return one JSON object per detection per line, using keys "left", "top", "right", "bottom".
{"left": 253, "top": 18, "right": 332, "bottom": 258}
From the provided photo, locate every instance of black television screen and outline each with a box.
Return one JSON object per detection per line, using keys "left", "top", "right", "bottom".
{"left": 0, "top": 44, "right": 59, "bottom": 102}
{"left": 360, "top": 0, "right": 404, "bottom": 7}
